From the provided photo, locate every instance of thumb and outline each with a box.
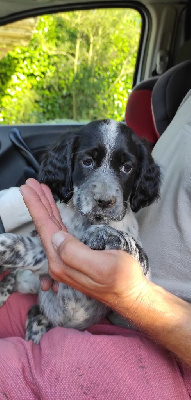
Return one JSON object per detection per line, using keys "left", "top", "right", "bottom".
{"left": 51, "top": 230, "right": 118, "bottom": 281}
{"left": 52, "top": 230, "right": 69, "bottom": 250}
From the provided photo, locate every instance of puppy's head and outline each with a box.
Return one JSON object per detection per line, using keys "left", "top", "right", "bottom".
{"left": 39, "top": 119, "right": 160, "bottom": 223}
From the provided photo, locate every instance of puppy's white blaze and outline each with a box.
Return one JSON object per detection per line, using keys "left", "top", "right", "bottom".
{"left": 100, "top": 120, "right": 118, "bottom": 169}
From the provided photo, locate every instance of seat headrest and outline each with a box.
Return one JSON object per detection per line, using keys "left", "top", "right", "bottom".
{"left": 125, "top": 77, "right": 159, "bottom": 146}
{"left": 152, "top": 60, "right": 191, "bottom": 136}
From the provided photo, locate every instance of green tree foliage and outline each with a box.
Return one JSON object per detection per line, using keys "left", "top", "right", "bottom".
{"left": 0, "top": 9, "right": 141, "bottom": 124}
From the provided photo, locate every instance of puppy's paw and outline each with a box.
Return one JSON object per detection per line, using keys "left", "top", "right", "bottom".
{"left": 26, "top": 304, "right": 52, "bottom": 344}
{"left": 82, "top": 225, "right": 129, "bottom": 250}
{"left": 0, "top": 271, "right": 16, "bottom": 306}
{"left": 0, "top": 233, "right": 15, "bottom": 266}
{"left": 0, "top": 233, "right": 32, "bottom": 268}
{"left": 0, "top": 233, "right": 48, "bottom": 275}
{"left": 82, "top": 225, "right": 149, "bottom": 277}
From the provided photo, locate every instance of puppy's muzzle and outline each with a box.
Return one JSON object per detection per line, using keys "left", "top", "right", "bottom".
{"left": 94, "top": 195, "right": 116, "bottom": 209}
{"left": 73, "top": 170, "right": 125, "bottom": 222}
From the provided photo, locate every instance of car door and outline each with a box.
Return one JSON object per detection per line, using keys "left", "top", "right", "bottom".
{"left": 0, "top": 5, "right": 145, "bottom": 190}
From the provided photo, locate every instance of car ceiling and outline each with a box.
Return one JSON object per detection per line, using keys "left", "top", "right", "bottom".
{"left": 0, "top": 0, "right": 190, "bottom": 22}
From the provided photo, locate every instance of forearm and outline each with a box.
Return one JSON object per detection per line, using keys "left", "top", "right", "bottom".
{"left": 114, "top": 282, "right": 191, "bottom": 366}
{"left": 48, "top": 234, "right": 191, "bottom": 366}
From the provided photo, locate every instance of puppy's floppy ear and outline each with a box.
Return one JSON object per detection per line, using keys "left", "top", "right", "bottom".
{"left": 39, "top": 131, "right": 79, "bottom": 203}
{"left": 130, "top": 138, "right": 161, "bottom": 213}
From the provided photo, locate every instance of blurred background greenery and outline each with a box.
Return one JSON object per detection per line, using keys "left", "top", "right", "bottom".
{"left": 0, "top": 9, "right": 141, "bottom": 124}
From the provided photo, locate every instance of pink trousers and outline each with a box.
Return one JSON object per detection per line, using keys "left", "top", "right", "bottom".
{"left": 0, "top": 291, "right": 190, "bottom": 400}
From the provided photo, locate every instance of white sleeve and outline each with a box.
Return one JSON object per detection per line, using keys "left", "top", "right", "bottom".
{"left": 0, "top": 187, "right": 34, "bottom": 235}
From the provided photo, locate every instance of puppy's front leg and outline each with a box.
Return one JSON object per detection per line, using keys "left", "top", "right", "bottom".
{"left": 0, "top": 233, "right": 48, "bottom": 276}
{"left": 82, "top": 225, "right": 149, "bottom": 278}
{"left": 0, "top": 271, "right": 17, "bottom": 306}
{"left": 26, "top": 305, "right": 52, "bottom": 344}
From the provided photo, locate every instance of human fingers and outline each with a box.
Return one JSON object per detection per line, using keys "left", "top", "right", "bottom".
{"left": 41, "top": 183, "right": 63, "bottom": 225}
{"left": 20, "top": 183, "right": 68, "bottom": 277}
{"left": 24, "top": 178, "right": 53, "bottom": 215}
{"left": 40, "top": 275, "right": 53, "bottom": 291}
{"left": 20, "top": 184, "right": 62, "bottom": 238}
{"left": 40, "top": 275, "right": 59, "bottom": 292}
{"left": 25, "top": 179, "right": 64, "bottom": 227}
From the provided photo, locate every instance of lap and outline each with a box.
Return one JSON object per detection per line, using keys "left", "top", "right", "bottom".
{"left": 0, "top": 292, "right": 190, "bottom": 400}
{"left": 0, "top": 291, "right": 37, "bottom": 338}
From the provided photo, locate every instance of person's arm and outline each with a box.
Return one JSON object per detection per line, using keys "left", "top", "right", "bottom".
{"left": 20, "top": 178, "right": 191, "bottom": 366}
{"left": 129, "top": 282, "right": 191, "bottom": 366}
{"left": 51, "top": 230, "right": 191, "bottom": 366}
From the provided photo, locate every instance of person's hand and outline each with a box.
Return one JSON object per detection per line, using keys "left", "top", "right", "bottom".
{"left": 20, "top": 178, "right": 149, "bottom": 314}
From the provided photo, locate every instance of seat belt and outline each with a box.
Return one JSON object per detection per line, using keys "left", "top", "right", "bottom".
{"left": 9, "top": 128, "right": 40, "bottom": 174}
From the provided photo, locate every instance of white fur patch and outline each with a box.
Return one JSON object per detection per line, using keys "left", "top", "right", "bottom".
{"left": 110, "top": 209, "right": 140, "bottom": 243}
{"left": 16, "top": 270, "right": 40, "bottom": 294}
{"left": 100, "top": 120, "right": 118, "bottom": 169}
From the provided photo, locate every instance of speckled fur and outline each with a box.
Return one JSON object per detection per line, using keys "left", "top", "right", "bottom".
{"left": 0, "top": 120, "right": 160, "bottom": 343}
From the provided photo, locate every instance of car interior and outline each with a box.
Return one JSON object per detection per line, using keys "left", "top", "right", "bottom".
{"left": 0, "top": 0, "right": 191, "bottom": 226}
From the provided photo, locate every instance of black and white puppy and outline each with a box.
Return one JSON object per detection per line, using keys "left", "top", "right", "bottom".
{"left": 0, "top": 119, "right": 160, "bottom": 343}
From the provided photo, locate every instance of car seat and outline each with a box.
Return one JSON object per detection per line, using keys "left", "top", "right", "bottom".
{"left": 125, "top": 77, "right": 159, "bottom": 147}
{"left": 152, "top": 60, "right": 191, "bottom": 136}
{"left": 125, "top": 60, "right": 191, "bottom": 146}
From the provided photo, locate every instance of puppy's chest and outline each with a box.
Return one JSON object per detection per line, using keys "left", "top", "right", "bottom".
{"left": 58, "top": 202, "right": 140, "bottom": 242}
{"left": 58, "top": 202, "right": 91, "bottom": 239}
{"left": 109, "top": 211, "right": 140, "bottom": 243}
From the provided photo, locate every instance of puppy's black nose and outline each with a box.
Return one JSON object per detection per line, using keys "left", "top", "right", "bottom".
{"left": 96, "top": 197, "right": 116, "bottom": 209}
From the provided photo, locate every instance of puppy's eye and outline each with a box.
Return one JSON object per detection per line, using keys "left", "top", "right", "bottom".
{"left": 82, "top": 157, "right": 93, "bottom": 167}
{"left": 120, "top": 164, "right": 132, "bottom": 174}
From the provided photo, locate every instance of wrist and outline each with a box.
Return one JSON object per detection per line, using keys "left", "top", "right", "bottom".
{"left": 124, "top": 281, "right": 188, "bottom": 332}
{"left": 118, "top": 280, "right": 191, "bottom": 364}
{"left": 110, "top": 277, "right": 190, "bottom": 338}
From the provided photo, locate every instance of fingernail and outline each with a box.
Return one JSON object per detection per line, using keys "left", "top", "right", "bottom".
{"left": 52, "top": 231, "right": 66, "bottom": 249}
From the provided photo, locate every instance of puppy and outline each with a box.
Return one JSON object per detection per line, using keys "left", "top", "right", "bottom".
{"left": 0, "top": 119, "right": 160, "bottom": 343}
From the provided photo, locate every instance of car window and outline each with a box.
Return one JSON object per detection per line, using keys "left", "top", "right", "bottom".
{"left": 0, "top": 8, "right": 142, "bottom": 125}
